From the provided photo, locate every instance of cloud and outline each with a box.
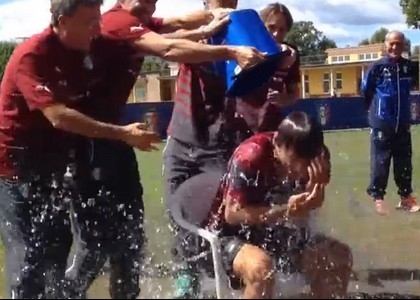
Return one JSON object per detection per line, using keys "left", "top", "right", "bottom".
{"left": 0, "top": 0, "right": 418, "bottom": 47}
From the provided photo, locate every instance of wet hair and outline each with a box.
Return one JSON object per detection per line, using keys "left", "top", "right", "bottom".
{"left": 50, "top": 0, "right": 103, "bottom": 26}
{"left": 259, "top": 2, "right": 294, "bottom": 31}
{"left": 274, "top": 111, "right": 324, "bottom": 159}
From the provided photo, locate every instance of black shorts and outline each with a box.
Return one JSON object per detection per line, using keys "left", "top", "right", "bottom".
{"left": 197, "top": 225, "right": 312, "bottom": 290}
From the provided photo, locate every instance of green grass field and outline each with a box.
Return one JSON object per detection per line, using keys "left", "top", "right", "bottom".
{"left": 4, "top": 128, "right": 420, "bottom": 298}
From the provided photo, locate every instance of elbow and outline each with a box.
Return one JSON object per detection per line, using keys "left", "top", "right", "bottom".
{"left": 49, "top": 114, "right": 66, "bottom": 130}
{"left": 42, "top": 105, "right": 67, "bottom": 130}
{"left": 224, "top": 209, "right": 237, "bottom": 225}
{"left": 159, "top": 39, "right": 178, "bottom": 61}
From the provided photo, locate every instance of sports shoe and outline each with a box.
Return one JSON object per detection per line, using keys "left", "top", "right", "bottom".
{"left": 173, "top": 269, "right": 198, "bottom": 299}
{"left": 396, "top": 195, "right": 420, "bottom": 212}
{"left": 374, "top": 199, "right": 389, "bottom": 215}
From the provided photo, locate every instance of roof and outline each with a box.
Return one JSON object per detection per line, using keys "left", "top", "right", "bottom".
{"left": 326, "top": 43, "right": 384, "bottom": 55}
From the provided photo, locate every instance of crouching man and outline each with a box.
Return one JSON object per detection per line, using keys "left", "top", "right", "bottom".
{"left": 202, "top": 111, "right": 353, "bottom": 298}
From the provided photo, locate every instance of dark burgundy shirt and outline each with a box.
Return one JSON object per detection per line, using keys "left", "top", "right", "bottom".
{"left": 205, "top": 132, "right": 280, "bottom": 232}
{"left": 92, "top": 5, "right": 164, "bottom": 123}
{"left": 205, "top": 132, "right": 331, "bottom": 236}
{"left": 237, "top": 45, "right": 301, "bottom": 133}
{"left": 0, "top": 27, "right": 132, "bottom": 178}
{"left": 167, "top": 62, "right": 235, "bottom": 147}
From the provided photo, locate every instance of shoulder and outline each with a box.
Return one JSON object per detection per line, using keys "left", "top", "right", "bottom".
{"left": 102, "top": 5, "right": 144, "bottom": 37}
{"left": 283, "top": 42, "right": 299, "bottom": 53}
{"left": 91, "top": 34, "right": 135, "bottom": 61}
{"left": 149, "top": 17, "right": 164, "bottom": 31}
{"left": 231, "top": 133, "right": 274, "bottom": 169}
{"left": 8, "top": 28, "right": 59, "bottom": 72}
{"left": 15, "top": 28, "right": 57, "bottom": 57}
{"left": 367, "top": 58, "right": 389, "bottom": 75}
{"left": 401, "top": 57, "right": 413, "bottom": 69}
{"left": 321, "top": 144, "right": 331, "bottom": 160}
{"left": 374, "top": 57, "right": 390, "bottom": 67}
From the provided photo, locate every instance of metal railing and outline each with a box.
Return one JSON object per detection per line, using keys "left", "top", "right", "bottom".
{"left": 300, "top": 54, "right": 328, "bottom": 66}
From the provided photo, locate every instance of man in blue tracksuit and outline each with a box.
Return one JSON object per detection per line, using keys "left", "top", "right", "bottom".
{"left": 361, "top": 30, "right": 419, "bottom": 215}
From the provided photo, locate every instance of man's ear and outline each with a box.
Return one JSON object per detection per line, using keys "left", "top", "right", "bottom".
{"left": 57, "top": 14, "right": 66, "bottom": 27}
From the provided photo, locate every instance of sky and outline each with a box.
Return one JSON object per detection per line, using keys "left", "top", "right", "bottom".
{"left": 0, "top": 0, "right": 419, "bottom": 47}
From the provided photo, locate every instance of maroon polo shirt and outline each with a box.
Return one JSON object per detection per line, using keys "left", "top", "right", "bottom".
{"left": 89, "top": 4, "right": 164, "bottom": 123}
{"left": 237, "top": 45, "right": 301, "bottom": 133}
{"left": 0, "top": 27, "right": 132, "bottom": 178}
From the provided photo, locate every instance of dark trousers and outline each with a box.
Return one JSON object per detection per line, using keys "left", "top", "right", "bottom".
{"left": 367, "top": 127, "right": 413, "bottom": 199}
{"left": 163, "top": 136, "right": 228, "bottom": 266}
{"left": 0, "top": 176, "right": 73, "bottom": 299}
{"left": 66, "top": 140, "right": 145, "bottom": 299}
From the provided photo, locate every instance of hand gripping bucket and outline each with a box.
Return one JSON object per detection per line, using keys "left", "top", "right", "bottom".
{"left": 209, "top": 9, "right": 283, "bottom": 97}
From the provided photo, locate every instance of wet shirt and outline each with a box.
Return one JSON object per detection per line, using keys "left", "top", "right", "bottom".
{"left": 204, "top": 135, "right": 331, "bottom": 253}
{"left": 236, "top": 44, "right": 301, "bottom": 133}
{"left": 167, "top": 62, "right": 236, "bottom": 148}
{"left": 205, "top": 132, "right": 295, "bottom": 239}
{"left": 0, "top": 27, "right": 133, "bottom": 178}
{"left": 91, "top": 4, "right": 164, "bottom": 123}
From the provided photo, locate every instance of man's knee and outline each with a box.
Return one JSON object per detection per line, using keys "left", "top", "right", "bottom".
{"left": 109, "top": 254, "right": 142, "bottom": 299}
{"left": 303, "top": 235, "right": 353, "bottom": 275}
{"left": 233, "top": 244, "right": 274, "bottom": 285}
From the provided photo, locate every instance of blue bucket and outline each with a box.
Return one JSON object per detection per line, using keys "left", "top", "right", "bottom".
{"left": 209, "top": 9, "right": 282, "bottom": 97}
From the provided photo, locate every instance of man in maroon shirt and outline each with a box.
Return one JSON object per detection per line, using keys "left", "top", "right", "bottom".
{"left": 0, "top": 0, "right": 166, "bottom": 298}
{"left": 171, "top": 112, "right": 351, "bottom": 298}
{"left": 162, "top": 0, "right": 299, "bottom": 297}
{"left": 236, "top": 3, "right": 301, "bottom": 138}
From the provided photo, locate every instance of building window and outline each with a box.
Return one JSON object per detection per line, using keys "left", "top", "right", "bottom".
{"left": 358, "top": 53, "right": 379, "bottom": 61}
{"left": 331, "top": 55, "right": 350, "bottom": 64}
{"left": 134, "top": 86, "right": 146, "bottom": 102}
{"left": 335, "top": 72, "right": 343, "bottom": 89}
{"left": 323, "top": 73, "right": 330, "bottom": 93}
{"left": 304, "top": 74, "right": 310, "bottom": 94}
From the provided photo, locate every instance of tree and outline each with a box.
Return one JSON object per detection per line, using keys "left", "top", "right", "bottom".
{"left": 369, "top": 27, "right": 389, "bottom": 44}
{"left": 318, "top": 37, "right": 337, "bottom": 52}
{"left": 359, "top": 38, "right": 370, "bottom": 46}
{"left": 0, "top": 41, "right": 17, "bottom": 81}
{"left": 400, "top": 0, "right": 420, "bottom": 29}
{"left": 285, "top": 21, "right": 337, "bottom": 57}
{"left": 140, "top": 56, "right": 167, "bottom": 73}
{"left": 413, "top": 45, "right": 420, "bottom": 56}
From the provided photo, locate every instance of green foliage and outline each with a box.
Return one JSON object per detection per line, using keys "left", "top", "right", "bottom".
{"left": 285, "top": 21, "right": 337, "bottom": 57}
{"left": 400, "top": 0, "right": 420, "bottom": 29}
{"left": 0, "top": 41, "right": 17, "bottom": 81}
{"left": 141, "top": 56, "right": 169, "bottom": 73}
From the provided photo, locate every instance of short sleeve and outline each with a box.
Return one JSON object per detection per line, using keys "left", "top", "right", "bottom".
{"left": 15, "top": 53, "right": 57, "bottom": 111}
{"left": 223, "top": 159, "right": 267, "bottom": 206}
{"left": 149, "top": 17, "right": 164, "bottom": 32}
{"left": 101, "top": 10, "right": 153, "bottom": 40}
{"left": 284, "top": 51, "right": 300, "bottom": 85}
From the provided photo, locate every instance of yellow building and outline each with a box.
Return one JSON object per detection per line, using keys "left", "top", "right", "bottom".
{"left": 127, "top": 70, "right": 176, "bottom": 103}
{"left": 301, "top": 43, "right": 386, "bottom": 98}
{"left": 130, "top": 45, "right": 387, "bottom": 102}
{"left": 129, "top": 44, "right": 418, "bottom": 102}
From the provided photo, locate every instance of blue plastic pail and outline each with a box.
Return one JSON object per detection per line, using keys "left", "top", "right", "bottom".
{"left": 210, "top": 9, "right": 282, "bottom": 97}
